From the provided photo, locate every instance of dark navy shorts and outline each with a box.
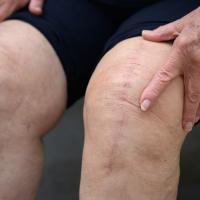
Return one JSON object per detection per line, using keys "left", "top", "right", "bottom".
{"left": 9, "top": 0, "right": 199, "bottom": 108}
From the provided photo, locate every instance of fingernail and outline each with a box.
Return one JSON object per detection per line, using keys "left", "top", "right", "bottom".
{"left": 195, "top": 116, "right": 200, "bottom": 123}
{"left": 141, "top": 99, "right": 151, "bottom": 111}
{"left": 142, "top": 30, "right": 153, "bottom": 35}
{"left": 184, "top": 122, "right": 193, "bottom": 132}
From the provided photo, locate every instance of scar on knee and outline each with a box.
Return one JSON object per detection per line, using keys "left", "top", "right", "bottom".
{"left": 102, "top": 150, "right": 127, "bottom": 176}
{"left": 100, "top": 113, "right": 130, "bottom": 176}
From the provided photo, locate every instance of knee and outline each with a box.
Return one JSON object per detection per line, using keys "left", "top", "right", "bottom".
{"left": 0, "top": 66, "right": 65, "bottom": 140}
{"left": 84, "top": 41, "right": 140, "bottom": 117}
{"left": 84, "top": 79, "right": 180, "bottom": 177}
{"left": 84, "top": 55, "right": 160, "bottom": 170}
{"left": 83, "top": 38, "right": 185, "bottom": 173}
{"left": 84, "top": 87, "right": 173, "bottom": 179}
{"left": 0, "top": 58, "right": 66, "bottom": 139}
{"left": 84, "top": 37, "right": 184, "bottom": 136}
{"left": 0, "top": 20, "right": 68, "bottom": 139}
{"left": 84, "top": 39, "right": 157, "bottom": 129}
{"left": 84, "top": 58, "right": 140, "bottom": 141}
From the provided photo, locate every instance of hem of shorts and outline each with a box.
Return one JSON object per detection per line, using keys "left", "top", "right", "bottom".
{"left": 103, "top": 21, "right": 169, "bottom": 53}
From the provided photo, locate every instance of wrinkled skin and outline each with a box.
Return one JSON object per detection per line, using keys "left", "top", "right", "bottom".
{"left": 140, "top": 7, "right": 200, "bottom": 132}
{"left": 0, "top": 0, "right": 44, "bottom": 21}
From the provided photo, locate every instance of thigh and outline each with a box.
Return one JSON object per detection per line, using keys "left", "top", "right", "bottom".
{"left": 10, "top": 0, "right": 115, "bottom": 107}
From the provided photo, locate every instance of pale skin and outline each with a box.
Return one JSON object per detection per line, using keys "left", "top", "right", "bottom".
{"left": 0, "top": 20, "right": 67, "bottom": 199}
{"left": 0, "top": 1, "right": 197, "bottom": 200}
{"left": 0, "top": 1, "right": 66, "bottom": 200}
{"left": 81, "top": 8, "right": 200, "bottom": 200}
{"left": 0, "top": 23, "right": 187, "bottom": 198}
{"left": 80, "top": 37, "right": 188, "bottom": 200}
{"left": 0, "top": 0, "right": 45, "bottom": 21}
{"left": 141, "top": 7, "right": 200, "bottom": 132}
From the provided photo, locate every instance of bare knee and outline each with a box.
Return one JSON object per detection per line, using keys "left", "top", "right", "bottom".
{"left": 0, "top": 21, "right": 67, "bottom": 140}
{"left": 84, "top": 37, "right": 186, "bottom": 173}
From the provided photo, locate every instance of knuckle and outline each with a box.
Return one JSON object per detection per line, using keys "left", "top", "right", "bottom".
{"left": 175, "top": 36, "right": 190, "bottom": 50}
{"left": 183, "top": 109, "right": 195, "bottom": 121}
{"left": 157, "top": 69, "right": 173, "bottom": 83}
{"left": 184, "top": 111, "right": 195, "bottom": 121}
{"left": 148, "top": 86, "right": 159, "bottom": 98}
{"left": 188, "top": 91, "right": 200, "bottom": 103}
{"left": 184, "top": 117, "right": 193, "bottom": 124}
{"left": 156, "top": 25, "right": 165, "bottom": 33}
{"left": 148, "top": 87, "right": 160, "bottom": 101}
{"left": 173, "top": 20, "right": 182, "bottom": 31}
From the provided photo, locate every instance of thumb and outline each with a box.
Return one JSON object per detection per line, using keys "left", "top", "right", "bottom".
{"left": 140, "top": 49, "right": 181, "bottom": 111}
{"left": 29, "top": 0, "right": 45, "bottom": 15}
{"left": 142, "top": 20, "right": 184, "bottom": 42}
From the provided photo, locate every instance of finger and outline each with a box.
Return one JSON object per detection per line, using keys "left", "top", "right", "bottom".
{"left": 29, "top": 0, "right": 44, "bottom": 15}
{"left": 0, "top": 3, "right": 13, "bottom": 21}
{"left": 195, "top": 104, "right": 200, "bottom": 123}
{"left": 140, "top": 49, "right": 181, "bottom": 111}
{"left": 183, "top": 100, "right": 199, "bottom": 132}
{"left": 182, "top": 82, "right": 200, "bottom": 132}
{"left": 142, "top": 20, "right": 184, "bottom": 42}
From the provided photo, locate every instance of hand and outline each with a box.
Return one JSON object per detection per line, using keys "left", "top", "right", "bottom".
{"left": 140, "top": 7, "right": 200, "bottom": 132}
{"left": 0, "top": 0, "right": 45, "bottom": 21}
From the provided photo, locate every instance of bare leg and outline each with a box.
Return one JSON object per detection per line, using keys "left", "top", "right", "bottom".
{"left": 80, "top": 37, "right": 187, "bottom": 200}
{"left": 0, "top": 20, "right": 67, "bottom": 199}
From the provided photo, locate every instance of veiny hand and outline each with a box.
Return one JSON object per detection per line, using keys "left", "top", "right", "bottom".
{"left": 140, "top": 7, "right": 200, "bottom": 132}
{"left": 0, "top": 0, "right": 44, "bottom": 21}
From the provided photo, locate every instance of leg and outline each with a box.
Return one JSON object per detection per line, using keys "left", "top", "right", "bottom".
{"left": 0, "top": 20, "right": 66, "bottom": 199}
{"left": 80, "top": 37, "right": 187, "bottom": 200}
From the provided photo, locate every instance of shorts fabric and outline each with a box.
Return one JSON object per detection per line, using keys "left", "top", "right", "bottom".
{"left": 9, "top": 0, "right": 200, "bottom": 113}
{"left": 104, "top": 0, "right": 200, "bottom": 52}
{"left": 10, "top": 0, "right": 116, "bottom": 107}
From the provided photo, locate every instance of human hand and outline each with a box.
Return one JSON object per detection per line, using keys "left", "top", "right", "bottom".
{"left": 0, "top": 0, "right": 44, "bottom": 21}
{"left": 140, "top": 7, "right": 200, "bottom": 132}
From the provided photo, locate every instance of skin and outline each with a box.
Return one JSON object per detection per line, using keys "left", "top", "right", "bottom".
{"left": 140, "top": 7, "right": 200, "bottom": 132}
{"left": 80, "top": 37, "right": 188, "bottom": 200}
{"left": 0, "top": 2, "right": 66, "bottom": 200}
{"left": 0, "top": 0, "right": 45, "bottom": 21}
{"left": 0, "top": 20, "right": 66, "bottom": 199}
